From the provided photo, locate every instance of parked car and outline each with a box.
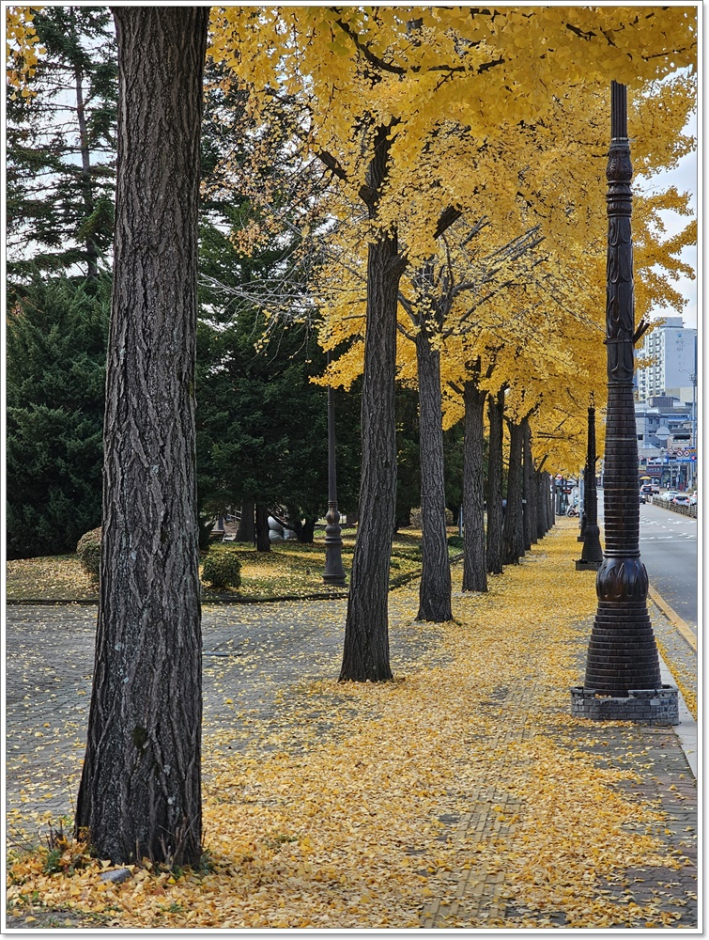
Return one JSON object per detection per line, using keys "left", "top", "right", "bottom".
{"left": 671, "top": 495, "right": 690, "bottom": 507}
{"left": 661, "top": 490, "right": 679, "bottom": 502}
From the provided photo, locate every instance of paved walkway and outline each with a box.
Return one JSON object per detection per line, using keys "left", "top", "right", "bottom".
{"left": 6, "top": 597, "right": 445, "bottom": 824}
{"left": 5, "top": 552, "right": 697, "bottom": 929}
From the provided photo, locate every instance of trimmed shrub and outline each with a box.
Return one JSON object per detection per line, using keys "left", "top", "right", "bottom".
{"left": 202, "top": 550, "right": 242, "bottom": 590}
{"left": 447, "top": 534, "right": 465, "bottom": 551}
{"left": 409, "top": 507, "right": 455, "bottom": 528}
{"left": 77, "top": 527, "right": 102, "bottom": 581}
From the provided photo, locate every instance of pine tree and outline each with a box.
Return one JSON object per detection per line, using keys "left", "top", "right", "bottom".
{"left": 6, "top": 6, "right": 117, "bottom": 287}
{"left": 6, "top": 275, "right": 110, "bottom": 558}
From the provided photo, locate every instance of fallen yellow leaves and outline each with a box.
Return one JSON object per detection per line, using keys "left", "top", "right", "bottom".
{"left": 6, "top": 520, "right": 696, "bottom": 928}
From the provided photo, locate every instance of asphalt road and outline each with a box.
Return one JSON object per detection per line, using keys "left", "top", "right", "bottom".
{"left": 638, "top": 502, "right": 698, "bottom": 631}
{"left": 596, "top": 494, "right": 698, "bottom": 631}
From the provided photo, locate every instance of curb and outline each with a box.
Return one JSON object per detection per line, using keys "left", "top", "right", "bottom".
{"left": 648, "top": 585, "right": 697, "bottom": 652}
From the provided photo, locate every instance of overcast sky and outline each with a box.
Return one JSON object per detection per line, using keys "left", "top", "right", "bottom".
{"left": 639, "top": 108, "right": 698, "bottom": 331}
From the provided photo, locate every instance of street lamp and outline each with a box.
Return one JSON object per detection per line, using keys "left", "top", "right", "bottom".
{"left": 323, "top": 354, "right": 346, "bottom": 586}
{"left": 571, "top": 83, "right": 678, "bottom": 724}
{"left": 576, "top": 405, "right": 603, "bottom": 569}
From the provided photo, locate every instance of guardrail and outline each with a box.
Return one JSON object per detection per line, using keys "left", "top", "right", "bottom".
{"left": 649, "top": 497, "right": 697, "bottom": 519}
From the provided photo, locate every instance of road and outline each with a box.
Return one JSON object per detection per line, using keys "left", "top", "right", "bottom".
{"left": 638, "top": 502, "right": 698, "bottom": 631}
{"left": 597, "top": 494, "right": 698, "bottom": 632}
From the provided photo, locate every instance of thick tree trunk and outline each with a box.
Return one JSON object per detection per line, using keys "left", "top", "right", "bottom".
{"left": 522, "top": 418, "right": 537, "bottom": 550}
{"left": 340, "top": 230, "right": 404, "bottom": 680}
{"left": 236, "top": 501, "right": 255, "bottom": 543}
{"left": 486, "top": 389, "right": 505, "bottom": 575}
{"left": 255, "top": 503, "right": 271, "bottom": 552}
{"left": 503, "top": 419, "right": 525, "bottom": 565}
{"left": 415, "top": 328, "right": 452, "bottom": 621}
{"left": 462, "top": 377, "right": 487, "bottom": 592}
{"left": 75, "top": 8, "right": 208, "bottom": 866}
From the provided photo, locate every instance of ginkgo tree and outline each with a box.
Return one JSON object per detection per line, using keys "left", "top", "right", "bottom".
{"left": 6, "top": 1, "right": 696, "bottom": 873}
{"left": 212, "top": 6, "right": 696, "bottom": 681}
{"left": 312, "top": 70, "right": 694, "bottom": 618}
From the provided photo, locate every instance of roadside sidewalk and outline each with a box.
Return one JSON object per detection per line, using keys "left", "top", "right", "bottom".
{"left": 5, "top": 519, "right": 698, "bottom": 930}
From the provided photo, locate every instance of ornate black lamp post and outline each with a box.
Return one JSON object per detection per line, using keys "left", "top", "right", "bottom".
{"left": 323, "top": 358, "right": 346, "bottom": 586}
{"left": 571, "top": 83, "right": 677, "bottom": 723}
{"left": 576, "top": 405, "right": 603, "bottom": 569}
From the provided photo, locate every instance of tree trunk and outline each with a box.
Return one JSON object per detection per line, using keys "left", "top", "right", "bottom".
{"left": 339, "top": 119, "right": 404, "bottom": 681}
{"left": 286, "top": 513, "right": 316, "bottom": 543}
{"left": 415, "top": 328, "right": 452, "bottom": 621}
{"left": 75, "top": 8, "right": 208, "bottom": 867}
{"left": 236, "top": 501, "right": 255, "bottom": 543}
{"left": 522, "top": 418, "right": 537, "bottom": 549}
{"left": 503, "top": 419, "right": 525, "bottom": 565}
{"left": 340, "top": 231, "right": 404, "bottom": 680}
{"left": 74, "top": 58, "right": 99, "bottom": 280}
{"left": 486, "top": 389, "right": 505, "bottom": 575}
{"left": 536, "top": 471, "right": 548, "bottom": 539}
{"left": 255, "top": 502, "right": 271, "bottom": 552}
{"left": 462, "top": 377, "right": 487, "bottom": 592}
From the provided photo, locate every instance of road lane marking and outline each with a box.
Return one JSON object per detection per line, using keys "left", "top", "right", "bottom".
{"left": 648, "top": 585, "right": 697, "bottom": 652}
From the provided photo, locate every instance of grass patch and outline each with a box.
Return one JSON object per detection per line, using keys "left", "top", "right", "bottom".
{"left": 5, "top": 528, "right": 462, "bottom": 602}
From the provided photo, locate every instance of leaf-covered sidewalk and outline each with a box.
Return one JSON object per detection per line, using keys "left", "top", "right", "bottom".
{"left": 6, "top": 520, "right": 697, "bottom": 929}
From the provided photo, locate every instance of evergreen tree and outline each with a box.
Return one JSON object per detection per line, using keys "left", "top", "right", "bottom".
{"left": 6, "top": 275, "right": 110, "bottom": 558}
{"left": 196, "top": 314, "right": 361, "bottom": 543}
{"left": 6, "top": 6, "right": 117, "bottom": 288}
{"left": 196, "top": 60, "right": 361, "bottom": 540}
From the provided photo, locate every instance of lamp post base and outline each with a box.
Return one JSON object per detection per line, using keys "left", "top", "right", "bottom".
{"left": 575, "top": 559, "right": 602, "bottom": 571}
{"left": 323, "top": 501, "right": 346, "bottom": 587}
{"left": 570, "top": 685, "right": 678, "bottom": 725}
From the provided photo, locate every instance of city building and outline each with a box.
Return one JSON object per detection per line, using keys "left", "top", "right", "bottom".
{"left": 636, "top": 318, "right": 697, "bottom": 402}
{"left": 635, "top": 396, "right": 696, "bottom": 490}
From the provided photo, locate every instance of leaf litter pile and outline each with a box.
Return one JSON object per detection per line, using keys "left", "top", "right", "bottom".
{"left": 7, "top": 520, "right": 696, "bottom": 928}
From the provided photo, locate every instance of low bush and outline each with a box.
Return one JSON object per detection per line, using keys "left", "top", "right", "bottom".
{"left": 202, "top": 550, "right": 242, "bottom": 590}
{"left": 76, "top": 527, "right": 102, "bottom": 581}
{"left": 447, "top": 534, "right": 465, "bottom": 551}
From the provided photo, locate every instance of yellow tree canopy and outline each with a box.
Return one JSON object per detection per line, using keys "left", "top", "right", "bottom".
{"left": 209, "top": 6, "right": 696, "bottom": 254}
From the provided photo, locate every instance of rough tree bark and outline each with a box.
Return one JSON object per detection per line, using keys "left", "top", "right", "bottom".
{"left": 486, "top": 389, "right": 505, "bottom": 575}
{"left": 255, "top": 503, "right": 271, "bottom": 552}
{"left": 340, "top": 124, "right": 406, "bottom": 681}
{"left": 415, "top": 326, "right": 452, "bottom": 621}
{"left": 462, "top": 376, "right": 487, "bottom": 592}
{"left": 340, "top": 230, "right": 404, "bottom": 680}
{"left": 236, "top": 501, "right": 255, "bottom": 543}
{"left": 75, "top": 8, "right": 209, "bottom": 866}
{"left": 503, "top": 418, "right": 525, "bottom": 565}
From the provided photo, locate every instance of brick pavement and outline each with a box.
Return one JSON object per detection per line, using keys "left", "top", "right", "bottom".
{"left": 419, "top": 605, "right": 697, "bottom": 929}
{"left": 6, "top": 567, "right": 697, "bottom": 930}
